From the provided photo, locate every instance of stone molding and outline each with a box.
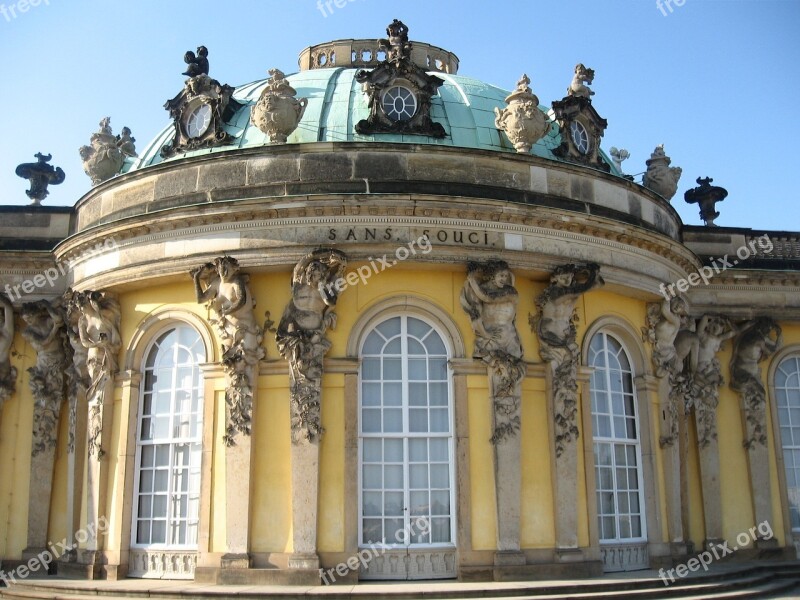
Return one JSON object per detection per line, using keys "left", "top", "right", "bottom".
{"left": 71, "top": 143, "right": 682, "bottom": 234}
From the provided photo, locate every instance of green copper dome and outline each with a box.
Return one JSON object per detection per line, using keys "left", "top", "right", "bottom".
{"left": 127, "top": 68, "right": 618, "bottom": 174}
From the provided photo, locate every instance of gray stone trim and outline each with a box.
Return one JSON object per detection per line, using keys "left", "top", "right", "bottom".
{"left": 767, "top": 344, "right": 800, "bottom": 553}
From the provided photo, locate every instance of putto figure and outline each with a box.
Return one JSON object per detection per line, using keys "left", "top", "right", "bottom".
{"left": 277, "top": 249, "right": 347, "bottom": 444}
{"left": 378, "top": 18, "right": 412, "bottom": 62}
{"left": 532, "top": 263, "right": 603, "bottom": 455}
{"left": 568, "top": 63, "right": 595, "bottom": 98}
{"left": 461, "top": 260, "right": 526, "bottom": 444}
{"left": 192, "top": 256, "right": 264, "bottom": 446}
{"left": 183, "top": 45, "right": 210, "bottom": 77}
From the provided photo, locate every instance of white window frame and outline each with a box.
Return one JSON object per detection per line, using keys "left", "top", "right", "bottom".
{"left": 357, "top": 314, "right": 457, "bottom": 550}
{"left": 589, "top": 331, "right": 647, "bottom": 545}
{"left": 775, "top": 354, "right": 800, "bottom": 532}
{"left": 130, "top": 325, "right": 205, "bottom": 551}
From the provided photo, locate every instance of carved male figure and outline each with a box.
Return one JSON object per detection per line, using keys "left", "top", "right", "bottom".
{"left": 277, "top": 249, "right": 346, "bottom": 443}
{"left": 534, "top": 263, "right": 603, "bottom": 361}
{"left": 192, "top": 256, "right": 262, "bottom": 370}
{"left": 21, "top": 300, "right": 67, "bottom": 455}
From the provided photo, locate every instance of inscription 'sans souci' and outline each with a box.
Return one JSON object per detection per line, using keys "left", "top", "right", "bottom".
{"left": 327, "top": 228, "right": 492, "bottom": 246}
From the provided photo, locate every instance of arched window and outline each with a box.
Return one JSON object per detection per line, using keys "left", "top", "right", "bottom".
{"left": 130, "top": 325, "right": 205, "bottom": 577}
{"left": 775, "top": 354, "right": 800, "bottom": 529}
{"left": 589, "top": 332, "right": 646, "bottom": 546}
{"left": 358, "top": 315, "right": 456, "bottom": 579}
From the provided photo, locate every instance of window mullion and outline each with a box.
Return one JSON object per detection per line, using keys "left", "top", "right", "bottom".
{"left": 400, "top": 316, "right": 411, "bottom": 547}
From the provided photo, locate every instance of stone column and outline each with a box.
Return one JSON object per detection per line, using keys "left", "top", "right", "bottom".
{"left": 191, "top": 257, "right": 266, "bottom": 569}
{"left": 730, "top": 318, "right": 781, "bottom": 549}
{"left": 196, "top": 365, "right": 224, "bottom": 571}
{"left": 658, "top": 376, "right": 685, "bottom": 548}
{"left": 531, "top": 263, "right": 603, "bottom": 561}
{"left": 545, "top": 367, "right": 580, "bottom": 555}
{"left": 491, "top": 373, "right": 525, "bottom": 566}
{"left": 222, "top": 389, "right": 255, "bottom": 568}
{"left": 692, "top": 314, "right": 739, "bottom": 548}
{"left": 459, "top": 260, "right": 527, "bottom": 567}
{"left": 20, "top": 299, "right": 69, "bottom": 564}
{"left": 81, "top": 373, "right": 116, "bottom": 575}
{"left": 62, "top": 290, "right": 89, "bottom": 565}
{"left": 276, "top": 249, "right": 347, "bottom": 571}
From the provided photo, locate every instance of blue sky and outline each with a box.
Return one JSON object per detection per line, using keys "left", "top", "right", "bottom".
{"left": 0, "top": 0, "right": 797, "bottom": 231}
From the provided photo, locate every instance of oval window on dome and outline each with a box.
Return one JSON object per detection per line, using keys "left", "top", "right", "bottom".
{"left": 570, "top": 120, "right": 590, "bottom": 155}
{"left": 185, "top": 103, "right": 212, "bottom": 139}
{"left": 381, "top": 86, "right": 417, "bottom": 122}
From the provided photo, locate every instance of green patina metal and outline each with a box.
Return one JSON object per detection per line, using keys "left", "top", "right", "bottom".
{"left": 127, "top": 69, "right": 619, "bottom": 175}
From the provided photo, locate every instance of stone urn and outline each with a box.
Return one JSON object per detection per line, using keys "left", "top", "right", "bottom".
{"left": 495, "top": 75, "right": 549, "bottom": 154}
{"left": 684, "top": 177, "right": 728, "bottom": 227}
{"left": 79, "top": 118, "right": 136, "bottom": 186}
{"left": 642, "top": 144, "right": 682, "bottom": 201}
{"left": 251, "top": 68, "right": 308, "bottom": 144}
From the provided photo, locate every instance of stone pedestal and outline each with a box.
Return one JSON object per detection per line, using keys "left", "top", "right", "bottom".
{"left": 64, "top": 389, "right": 87, "bottom": 557}
{"left": 289, "top": 440, "right": 320, "bottom": 570}
{"left": 745, "top": 442, "right": 773, "bottom": 529}
{"left": 696, "top": 419, "right": 723, "bottom": 543}
{"left": 492, "top": 372, "right": 523, "bottom": 557}
{"left": 24, "top": 441, "right": 58, "bottom": 563}
{"left": 546, "top": 368, "right": 579, "bottom": 551}
{"left": 658, "top": 378, "right": 684, "bottom": 545}
{"left": 85, "top": 386, "right": 114, "bottom": 553}
{"left": 222, "top": 365, "right": 257, "bottom": 569}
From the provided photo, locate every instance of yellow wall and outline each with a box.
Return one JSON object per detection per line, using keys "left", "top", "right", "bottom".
{"left": 0, "top": 334, "right": 35, "bottom": 559}
{"left": 2, "top": 267, "right": 800, "bottom": 565}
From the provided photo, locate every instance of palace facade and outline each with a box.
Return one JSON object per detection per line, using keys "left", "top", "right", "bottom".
{"left": 1, "top": 20, "right": 799, "bottom": 585}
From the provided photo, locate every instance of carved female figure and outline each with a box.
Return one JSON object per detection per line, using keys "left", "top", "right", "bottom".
{"left": 0, "top": 293, "right": 17, "bottom": 412}
{"left": 461, "top": 260, "right": 526, "bottom": 444}
{"left": 461, "top": 261, "right": 523, "bottom": 364}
